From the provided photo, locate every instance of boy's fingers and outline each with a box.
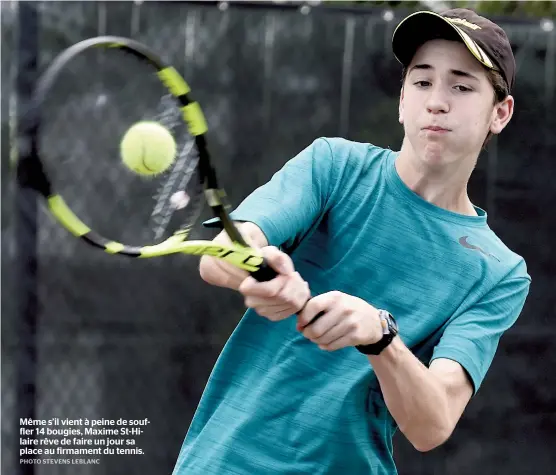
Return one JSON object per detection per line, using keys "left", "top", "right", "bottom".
{"left": 238, "top": 275, "right": 287, "bottom": 297}
{"left": 261, "top": 247, "right": 295, "bottom": 275}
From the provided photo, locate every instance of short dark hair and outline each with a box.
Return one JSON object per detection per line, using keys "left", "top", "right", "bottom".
{"left": 485, "top": 68, "right": 510, "bottom": 104}
{"left": 400, "top": 67, "right": 509, "bottom": 147}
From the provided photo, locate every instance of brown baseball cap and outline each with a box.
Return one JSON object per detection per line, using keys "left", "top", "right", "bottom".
{"left": 392, "top": 9, "right": 516, "bottom": 92}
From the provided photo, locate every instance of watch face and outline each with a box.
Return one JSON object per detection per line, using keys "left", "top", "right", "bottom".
{"left": 355, "top": 311, "right": 398, "bottom": 355}
{"left": 386, "top": 313, "right": 398, "bottom": 333}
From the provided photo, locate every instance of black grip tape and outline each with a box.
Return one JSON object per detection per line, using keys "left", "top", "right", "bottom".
{"left": 250, "top": 259, "right": 278, "bottom": 282}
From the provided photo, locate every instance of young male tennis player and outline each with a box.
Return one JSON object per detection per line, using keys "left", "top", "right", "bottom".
{"left": 173, "top": 8, "right": 530, "bottom": 475}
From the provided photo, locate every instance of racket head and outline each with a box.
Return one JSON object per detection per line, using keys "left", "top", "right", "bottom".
{"left": 17, "top": 36, "right": 263, "bottom": 272}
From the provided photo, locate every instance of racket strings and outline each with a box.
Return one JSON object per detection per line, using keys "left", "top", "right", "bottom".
{"left": 149, "top": 95, "right": 203, "bottom": 240}
{"left": 39, "top": 47, "right": 205, "bottom": 247}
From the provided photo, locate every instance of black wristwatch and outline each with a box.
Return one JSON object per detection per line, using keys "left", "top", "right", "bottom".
{"left": 356, "top": 310, "right": 399, "bottom": 355}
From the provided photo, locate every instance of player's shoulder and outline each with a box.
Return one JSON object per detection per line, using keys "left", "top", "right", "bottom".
{"left": 314, "top": 137, "right": 388, "bottom": 156}
{"left": 480, "top": 225, "right": 531, "bottom": 282}
{"left": 313, "top": 137, "right": 393, "bottom": 170}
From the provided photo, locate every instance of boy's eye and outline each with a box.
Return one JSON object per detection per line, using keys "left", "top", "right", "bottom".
{"left": 455, "top": 85, "right": 472, "bottom": 92}
{"left": 414, "top": 81, "right": 431, "bottom": 87}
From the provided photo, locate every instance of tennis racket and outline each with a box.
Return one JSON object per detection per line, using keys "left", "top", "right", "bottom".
{"left": 16, "top": 36, "right": 277, "bottom": 282}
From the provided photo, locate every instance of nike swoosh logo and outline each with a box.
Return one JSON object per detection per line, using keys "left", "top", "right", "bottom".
{"left": 459, "top": 236, "right": 500, "bottom": 261}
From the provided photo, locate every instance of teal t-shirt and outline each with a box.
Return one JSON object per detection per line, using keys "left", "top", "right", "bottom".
{"left": 172, "top": 138, "right": 530, "bottom": 475}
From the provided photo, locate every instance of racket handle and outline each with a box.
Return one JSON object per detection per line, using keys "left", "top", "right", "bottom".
{"left": 250, "top": 259, "right": 278, "bottom": 282}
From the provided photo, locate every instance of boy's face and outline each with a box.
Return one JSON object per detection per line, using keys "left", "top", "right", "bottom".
{"left": 399, "top": 39, "right": 513, "bottom": 168}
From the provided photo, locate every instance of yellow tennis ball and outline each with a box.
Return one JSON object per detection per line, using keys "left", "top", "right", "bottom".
{"left": 120, "top": 121, "right": 177, "bottom": 176}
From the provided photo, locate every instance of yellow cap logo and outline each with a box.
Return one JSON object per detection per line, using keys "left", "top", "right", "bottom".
{"left": 446, "top": 17, "right": 482, "bottom": 30}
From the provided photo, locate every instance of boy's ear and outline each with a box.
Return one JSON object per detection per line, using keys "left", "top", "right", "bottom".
{"left": 490, "top": 94, "right": 514, "bottom": 135}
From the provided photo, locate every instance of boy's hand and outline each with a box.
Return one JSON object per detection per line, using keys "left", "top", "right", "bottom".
{"left": 239, "top": 246, "right": 310, "bottom": 321}
{"left": 297, "top": 291, "right": 384, "bottom": 351}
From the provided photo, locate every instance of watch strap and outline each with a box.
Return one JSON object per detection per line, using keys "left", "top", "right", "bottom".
{"left": 356, "top": 310, "right": 398, "bottom": 355}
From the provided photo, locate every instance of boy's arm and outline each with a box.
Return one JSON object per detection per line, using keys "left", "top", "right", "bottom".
{"left": 200, "top": 138, "right": 337, "bottom": 291}
{"left": 297, "top": 271, "right": 530, "bottom": 452}
{"left": 369, "top": 339, "right": 473, "bottom": 452}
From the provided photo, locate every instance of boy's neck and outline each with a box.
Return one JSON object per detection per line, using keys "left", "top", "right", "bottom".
{"left": 395, "top": 139, "right": 479, "bottom": 216}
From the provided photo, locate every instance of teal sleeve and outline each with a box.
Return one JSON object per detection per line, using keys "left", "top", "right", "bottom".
{"left": 203, "top": 138, "right": 334, "bottom": 249}
{"left": 430, "top": 270, "right": 531, "bottom": 394}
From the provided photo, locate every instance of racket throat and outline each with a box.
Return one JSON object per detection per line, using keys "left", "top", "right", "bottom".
{"left": 204, "top": 187, "right": 248, "bottom": 247}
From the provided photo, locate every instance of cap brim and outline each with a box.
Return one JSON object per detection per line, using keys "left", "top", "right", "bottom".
{"left": 392, "top": 11, "right": 495, "bottom": 70}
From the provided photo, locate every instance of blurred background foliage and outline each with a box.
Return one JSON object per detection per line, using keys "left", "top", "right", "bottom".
{"left": 322, "top": 1, "right": 556, "bottom": 18}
